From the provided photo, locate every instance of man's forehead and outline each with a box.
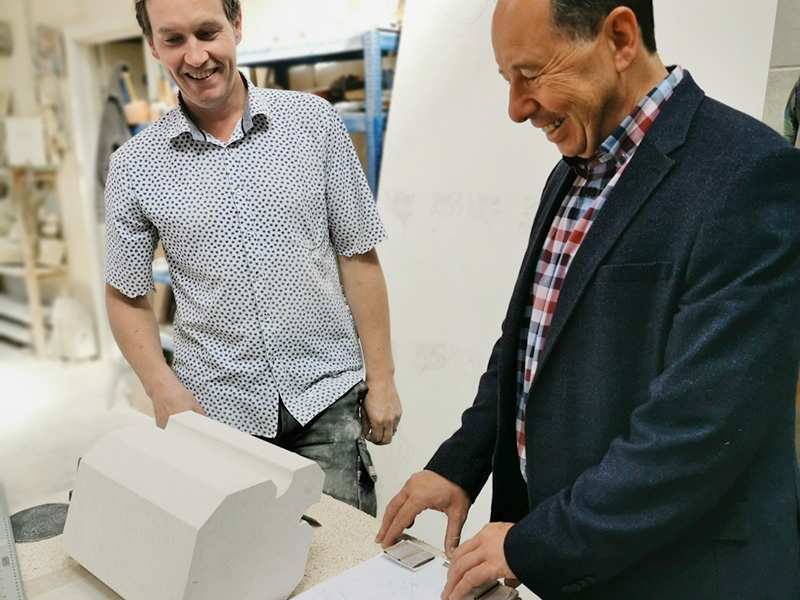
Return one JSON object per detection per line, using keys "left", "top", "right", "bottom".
{"left": 146, "top": 0, "right": 229, "bottom": 27}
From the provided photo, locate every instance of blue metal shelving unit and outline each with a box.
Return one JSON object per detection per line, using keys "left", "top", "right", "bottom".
{"left": 237, "top": 30, "right": 400, "bottom": 194}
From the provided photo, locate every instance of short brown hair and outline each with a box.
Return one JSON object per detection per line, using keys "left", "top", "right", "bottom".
{"left": 135, "top": 0, "right": 241, "bottom": 41}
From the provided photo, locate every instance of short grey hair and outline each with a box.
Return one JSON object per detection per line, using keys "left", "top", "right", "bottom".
{"left": 550, "top": 0, "right": 657, "bottom": 53}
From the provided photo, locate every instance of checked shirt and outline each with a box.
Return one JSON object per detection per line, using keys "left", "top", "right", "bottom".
{"left": 515, "top": 67, "right": 686, "bottom": 479}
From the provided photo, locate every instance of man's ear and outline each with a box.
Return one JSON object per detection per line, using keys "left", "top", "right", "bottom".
{"left": 148, "top": 39, "right": 160, "bottom": 61}
{"left": 601, "top": 6, "right": 640, "bottom": 73}
{"left": 234, "top": 8, "right": 243, "bottom": 45}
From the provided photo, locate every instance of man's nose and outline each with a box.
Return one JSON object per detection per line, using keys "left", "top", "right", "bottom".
{"left": 184, "top": 38, "right": 209, "bottom": 67}
{"left": 508, "top": 82, "right": 538, "bottom": 124}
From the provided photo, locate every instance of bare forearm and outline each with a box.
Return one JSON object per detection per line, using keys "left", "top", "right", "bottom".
{"left": 105, "top": 283, "right": 174, "bottom": 395}
{"left": 106, "top": 283, "right": 204, "bottom": 427}
{"left": 337, "top": 249, "right": 401, "bottom": 443}
{"left": 337, "top": 249, "right": 395, "bottom": 380}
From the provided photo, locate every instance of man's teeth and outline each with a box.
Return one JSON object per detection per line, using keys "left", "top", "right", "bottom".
{"left": 188, "top": 70, "right": 214, "bottom": 80}
{"left": 541, "top": 119, "right": 564, "bottom": 134}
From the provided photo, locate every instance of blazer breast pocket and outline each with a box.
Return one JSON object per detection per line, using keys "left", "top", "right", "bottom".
{"left": 594, "top": 262, "right": 673, "bottom": 283}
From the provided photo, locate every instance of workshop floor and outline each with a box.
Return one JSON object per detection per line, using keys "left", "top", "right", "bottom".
{"left": 0, "top": 340, "right": 146, "bottom": 515}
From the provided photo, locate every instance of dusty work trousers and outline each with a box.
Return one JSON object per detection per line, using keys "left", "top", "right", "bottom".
{"left": 258, "top": 381, "right": 378, "bottom": 516}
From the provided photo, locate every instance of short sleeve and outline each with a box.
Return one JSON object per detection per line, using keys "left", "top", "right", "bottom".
{"left": 322, "top": 104, "right": 387, "bottom": 256}
{"left": 104, "top": 151, "right": 160, "bottom": 298}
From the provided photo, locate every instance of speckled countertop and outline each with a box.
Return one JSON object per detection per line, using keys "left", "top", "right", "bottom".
{"left": 17, "top": 494, "right": 437, "bottom": 599}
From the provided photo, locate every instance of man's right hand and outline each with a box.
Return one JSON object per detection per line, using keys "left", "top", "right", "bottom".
{"left": 376, "top": 470, "right": 471, "bottom": 557}
{"left": 150, "top": 378, "right": 206, "bottom": 429}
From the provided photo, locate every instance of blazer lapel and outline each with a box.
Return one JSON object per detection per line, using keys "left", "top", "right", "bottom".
{"left": 504, "top": 162, "right": 573, "bottom": 342}
{"left": 498, "top": 162, "right": 573, "bottom": 398}
{"left": 529, "top": 72, "right": 706, "bottom": 385}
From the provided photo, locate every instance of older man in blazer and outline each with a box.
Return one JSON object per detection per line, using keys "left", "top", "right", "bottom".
{"left": 377, "top": 0, "right": 800, "bottom": 598}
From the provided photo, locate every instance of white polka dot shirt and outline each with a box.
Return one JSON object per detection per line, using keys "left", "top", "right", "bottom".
{"left": 105, "top": 76, "right": 386, "bottom": 437}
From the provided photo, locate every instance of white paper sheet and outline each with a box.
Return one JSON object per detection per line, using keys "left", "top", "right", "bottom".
{"left": 293, "top": 552, "right": 448, "bottom": 600}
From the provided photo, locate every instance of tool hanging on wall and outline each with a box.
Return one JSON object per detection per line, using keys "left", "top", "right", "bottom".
{"left": 120, "top": 67, "right": 150, "bottom": 134}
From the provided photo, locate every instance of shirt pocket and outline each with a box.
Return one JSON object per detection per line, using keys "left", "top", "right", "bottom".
{"left": 594, "top": 262, "right": 673, "bottom": 283}
{"left": 286, "top": 191, "right": 327, "bottom": 251}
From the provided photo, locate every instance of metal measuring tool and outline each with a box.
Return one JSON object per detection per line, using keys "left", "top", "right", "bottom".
{"left": 0, "top": 483, "right": 26, "bottom": 600}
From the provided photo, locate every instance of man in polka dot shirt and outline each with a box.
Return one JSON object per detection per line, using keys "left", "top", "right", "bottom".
{"left": 104, "top": 0, "right": 401, "bottom": 516}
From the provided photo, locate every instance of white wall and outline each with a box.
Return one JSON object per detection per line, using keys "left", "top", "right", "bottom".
{"left": 239, "top": 0, "right": 399, "bottom": 54}
{"left": 371, "top": 0, "right": 781, "bottom": 554}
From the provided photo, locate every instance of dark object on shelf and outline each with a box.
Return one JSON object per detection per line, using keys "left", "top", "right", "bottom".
{"left": 329, "top": 75, "right": 364, "bottom": 103}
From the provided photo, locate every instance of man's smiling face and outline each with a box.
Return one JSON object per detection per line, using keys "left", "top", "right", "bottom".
{"left": 146, "top": 0, "right": 243, "bottom": 119}
{"left": 492, "top": 0, "right": 625, "bottom": 158}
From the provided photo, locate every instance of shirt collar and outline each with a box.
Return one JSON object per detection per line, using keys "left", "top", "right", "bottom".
{"left": 163, "top": 72, "right": 270, "bottom": 142}
{"left": 566, "top": 65, "right": 685, "bottom": 176}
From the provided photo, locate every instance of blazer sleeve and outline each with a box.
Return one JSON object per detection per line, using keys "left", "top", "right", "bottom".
{"left": 504, "top": 146, "right": 800, "bottom": 593}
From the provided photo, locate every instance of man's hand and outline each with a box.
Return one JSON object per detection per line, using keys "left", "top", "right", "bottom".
{"left": 376, "top": 470, "right": 470, "bottom": 556}
{"left": 361, "top": 376, "right": 402, "bottom": 444}
{"left": 442, "top": 522, "right": 517, "bottom": 600}
{"left": 149, "top": 378, "right": 206, "bottom": 429}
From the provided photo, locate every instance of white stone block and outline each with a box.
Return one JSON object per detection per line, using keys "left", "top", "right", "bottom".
{"left": 62, "top": 412, "right": 325, "bottom": 600}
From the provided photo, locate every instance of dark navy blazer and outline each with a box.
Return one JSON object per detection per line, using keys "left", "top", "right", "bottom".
{"left": 426, "top": 72, "right": 800, "bottom": 599}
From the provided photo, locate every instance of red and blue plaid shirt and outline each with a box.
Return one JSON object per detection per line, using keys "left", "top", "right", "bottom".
{"left": 516, "top": 67, "right": 685, "bottom": 479}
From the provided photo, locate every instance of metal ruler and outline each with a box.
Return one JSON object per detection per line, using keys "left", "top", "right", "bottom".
{"left": 0, "top": 483, "right": 25, "bottom": 600}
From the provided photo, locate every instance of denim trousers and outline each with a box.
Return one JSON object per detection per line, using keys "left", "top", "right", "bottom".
{"left": 258, "top": 381, "right": 378, "bottom": 516}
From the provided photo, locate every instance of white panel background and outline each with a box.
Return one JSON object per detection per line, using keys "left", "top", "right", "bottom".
{"left": 370, "top": 0, "right": 779, "bottom": 563}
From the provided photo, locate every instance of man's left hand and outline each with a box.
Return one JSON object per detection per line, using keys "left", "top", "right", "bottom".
{"left": 361, "top": 376, "right": 402, "bottom": 444}
{"left": 442, "top": 522, "right": 518, "bottom": 600}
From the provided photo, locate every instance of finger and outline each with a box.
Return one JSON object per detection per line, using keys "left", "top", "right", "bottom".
{"left": 448, "top": 564, "right": 493, "bottom": 600}
{"left": 378, "top": 425, "right": 393, "bottom": 445}
{"left": 504, "top": 577, "right": 521, "bottom": 589}
{"left": 361, "top": 411, "right": 372, "bottom": 439}
{"left": 447, "top": 535, "right": 479, "bottom": 573}
{"left": 156, "top": 409, "right": 169, "bottom": 429}
{"left": 375, "top": 491, "right": 408, "bottom": 543}
{"left": 370, "top": 424, "right": 386, "bottom": 445}
{"left": 444, "top": 511, "right": 467, "bottom": 557}
{"left": 379, "top": 498, "right": 425, "bottom": 548}
{"left": 443, "top": 551, "right": 486, "bottom": 600}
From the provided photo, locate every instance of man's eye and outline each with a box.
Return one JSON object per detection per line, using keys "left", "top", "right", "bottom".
{"left": 197, "top": 30, "right": 219, "bottom": 40}
{"left": 165, "top": 37, "right": 181, "bottom": 44}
